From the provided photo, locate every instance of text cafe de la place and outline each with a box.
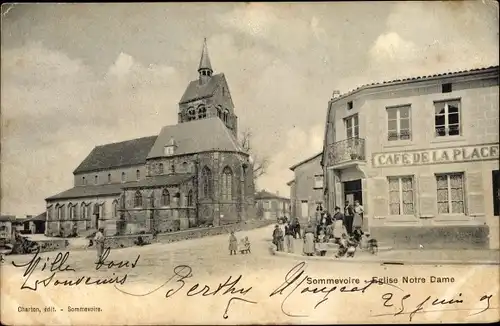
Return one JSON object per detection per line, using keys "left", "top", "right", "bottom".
{"left": 373, "top": 144, "right": 499, "bottom": 167}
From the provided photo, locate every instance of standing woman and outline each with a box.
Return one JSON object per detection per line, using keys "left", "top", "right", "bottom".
{"left": 303, "top": 222, "right": 315, "bottom": 256}
{"left": 353, "top": 200, "right": 364, "bottom": 232}
{"left": 94, "top": 227, "right": 105, "bottom": 263}
{"left": 332, "top": 206, "right": 345, "bottom": 243}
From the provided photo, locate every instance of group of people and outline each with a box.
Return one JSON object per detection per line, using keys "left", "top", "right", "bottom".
{"left": 271, "top": 200, "right": 376, "bottom": 258}
{"left": 271, "top": 216, "right": 301, "bottom": 253}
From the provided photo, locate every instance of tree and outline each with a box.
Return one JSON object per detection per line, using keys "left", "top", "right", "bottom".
{"left": 240, "top": 129, "right": 270, "bottom": 183}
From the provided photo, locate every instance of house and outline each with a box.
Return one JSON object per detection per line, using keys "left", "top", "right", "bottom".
{"left": 288, "top": 153, "right": 324, "bottom": 224}
{"left": 255, "top": 190, "right": 291, "bottom": 220}
{"left": 322, "top": 65, "right": 499, "bottom": 249}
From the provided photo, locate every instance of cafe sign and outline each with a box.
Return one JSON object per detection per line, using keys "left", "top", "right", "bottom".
{"left": 372, "top": 144, "right": 499, "bottom": 168}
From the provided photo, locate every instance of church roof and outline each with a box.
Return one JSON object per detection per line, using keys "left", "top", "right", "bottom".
{"left": 47, "top": 174, "right": 196, "bottom": 200}
{"left": 198, "top": 38, "right": 213, "bottom": 72}
{"left": 179, "top": 73, "right": 225, "bottom": 104}
{"left": 73, "top": 136, "right": 158, "bottom": 174}
{"left": 46, "top": 183, "right": 128, "bottom": 200}
{"left": 147, "top": 117, "right": 245, "bottom": 159}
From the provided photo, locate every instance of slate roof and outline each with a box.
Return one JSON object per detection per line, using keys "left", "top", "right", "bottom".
{"left": 332, "top": 65, "right": 499, "bottom": 102}
{"left": 255, "top": 190, "right": 289, "bottom": 201}
{"left": 73, "top": 136, "right": 158, "bottom": 174}
{"left": 46, "top": 183, "right": 130, "bottom": 201}
{"left": 147, "top": 117, "right": 245, "bottom": 159}
{"left": 25, "top": 212, "right": 47, "bottom": 222}
{"left": 289, "top": 153, "right": 323, "bottom": 171}
{"left": 121, "top": 174, "right": 195, "bottom": 189}
{"left": 179, "top": 73, "right": 225, "bottom": 104}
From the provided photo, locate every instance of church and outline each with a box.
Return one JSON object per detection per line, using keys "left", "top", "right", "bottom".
{"left": 45, "top": 40, "right": 256, "bottom": 237}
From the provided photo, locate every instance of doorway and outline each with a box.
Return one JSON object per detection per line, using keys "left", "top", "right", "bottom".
{"left": 343, "top": 179, "right": 363, "bottom": 206}
{"left": 493, "top": 170, "right": 500, "bottom": 216}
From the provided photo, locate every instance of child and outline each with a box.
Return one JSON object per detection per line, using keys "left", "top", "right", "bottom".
{"left": 229, "top": 231, "right": 238, "bottom": 255}
{"left": 335, "top": 233, "right": 349, "bottom": 258}
{"left": 316, "top": 230, "right": 328, "bottom": 256}
{"left": 346, "top": 237, "right": 358, "bottom": 258}
{"left": 240, "top": 236, "right": 251, "bottom": 254}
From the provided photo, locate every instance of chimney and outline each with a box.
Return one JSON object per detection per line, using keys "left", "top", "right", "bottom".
{"left": 332, "top": 90, "right": 341, "bottom": 99}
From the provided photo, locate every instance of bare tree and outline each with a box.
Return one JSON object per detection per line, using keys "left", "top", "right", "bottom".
{"left": 240, "top": 129, "right": 270, "bottom": 181}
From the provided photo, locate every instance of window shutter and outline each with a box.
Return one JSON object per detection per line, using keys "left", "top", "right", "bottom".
{"left": 419, "top": 174, "right": 436, "bottom": 217}
{"left": 372, "top": 177, "right": 388, "bottom": 217}
{"left": 467, "top": 171, "right": 484, "bottom": 216}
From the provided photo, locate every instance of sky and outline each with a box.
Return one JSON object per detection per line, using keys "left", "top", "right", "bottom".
{"left": 1, "top": 2, "right": 499, "bottom": 216}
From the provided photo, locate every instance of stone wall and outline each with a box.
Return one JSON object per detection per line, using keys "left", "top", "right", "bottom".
{"left": 104, "top": 219, "right": 274, "bottom": 249}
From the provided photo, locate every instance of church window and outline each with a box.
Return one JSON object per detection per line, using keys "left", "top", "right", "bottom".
{"left": 171, "top": 164, "right": 176, "bottom": 174}
{"left": 182, "top": 162, "right": 189, "bottom": 173}
{"left": 188, "top": 107, "right": 196, "bottom": 121}
{"left": 221, "top": 166, "right": 233, "bottom": 200}
{"left": 159, "top": 163, "right": 164, "bottom": 174}
{"left": 217, "top": 107, "right": 222, "bottom": 119}
{"left": 108, "top": 173, "right": 111, "bottom": 183}
{"left": 164, "top": 146, "right": 174, "bottom": 156}
{"left": 68, "top": 203, "right": 74, "bottom": 219}
{"left": 198, "top": 105, "right": 207, "bottom": 119}
{"left": 134, "top": 191, "right": 143, "bottom": 208}
{"left": 82, "top": 177, "right": 86, "bottom": 185}
{"left": 94, "top": 175, "right": 98, "bottom": 185}
{"left": 136, "top": 169, "right": 140, "bottom": 181}
{"left": 161, "top": 189, "right": 170, "bottom": 206}
{"left": 81, "top": 204, "right": 87, "bottom": 220}
{"left": 113, "top": 200, "right": 119, "bottom": 218}
{"left": 202, "top": 166, "right": 213, "bottom": 198}
{"left": 187, "top": 190, "right": 193, "bottom": 206}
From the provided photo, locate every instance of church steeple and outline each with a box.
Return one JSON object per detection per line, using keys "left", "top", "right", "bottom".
{"left": 198, "top": 38, "right": 213, "bottom": 84}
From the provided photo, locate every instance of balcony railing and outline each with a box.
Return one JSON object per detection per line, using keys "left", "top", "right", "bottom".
{"left": 325, "top": 137, "right": 366, "bottom": 167}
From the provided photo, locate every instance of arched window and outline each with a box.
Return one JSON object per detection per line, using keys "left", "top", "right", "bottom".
{"left": 182, "top": 162, "right": 189, "bottom": 173}
{"left": 136, "top": 169, "right": 140, "bottom": 181}
{"left": 82, "top": 177, "right": 86, "bottom": 185}
{"left": 202, "top": 166, "right": 213, "bottom": 198}
{"left": 159, "top": 163, "right": 164, "bottom": 174}
{"left": 187, "top": 107, "right": 196, "bottom": 121}
{"left": 197, "top": 105, "right": 207, "bottom": 119}
{"left": 94, "top": 175, "right": 98, "bottom": 185}
{"left": 108, "top": 173, "right": 111, "bottom": 183}
{"left": 161, "top": 189, "right": 170, "bottom": 206}
{"left": 221, "top": 166, "right": 233, "bottom": 200}
{"left": 121, "top": 172, "right": 126, "bottom": 183}
{"left": 134, "top": 191, "right": 143, "bottom": 207}
{"left": 113, "top": 200, "right": 119, "bottom": 218}
{"left": 68, "top": 203, "right": 76, "bottom": 219}
{"left": 217, "top": 106, "right": 222, "bottom": 119}
{"left": 187, "top": 190, "right": 193, "bottom": 206}
{"left": 81, "top": 204, "right": 87, "bottom": 220}
{"left": 171, "top": 164, "right": 175, "bottom": 174}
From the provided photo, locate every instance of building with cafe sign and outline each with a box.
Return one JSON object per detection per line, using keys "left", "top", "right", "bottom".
{"left": 321, "top": 66, "right": 499, "bottom": 249}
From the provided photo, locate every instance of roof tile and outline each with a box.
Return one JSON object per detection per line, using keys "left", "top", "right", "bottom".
{"left": 73, "top": 136, "right": 158, "bottom": 174}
